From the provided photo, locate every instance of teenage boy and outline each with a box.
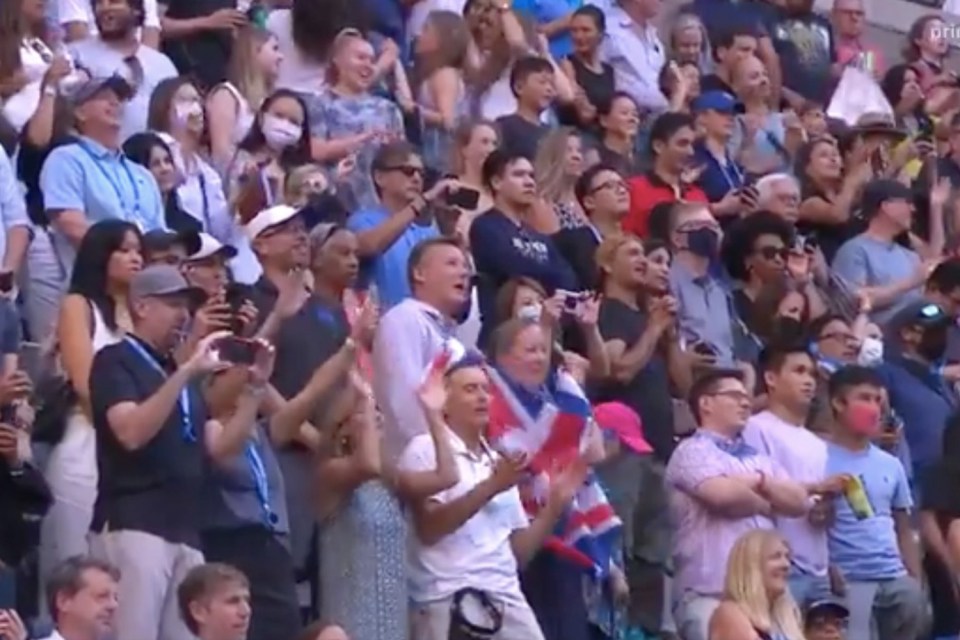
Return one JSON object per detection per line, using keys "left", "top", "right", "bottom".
{"left": 496, "top": 56, "right": 556, "bottom": 161}
{"left": 177, "top": 563, "right": 251, "bottom": 640}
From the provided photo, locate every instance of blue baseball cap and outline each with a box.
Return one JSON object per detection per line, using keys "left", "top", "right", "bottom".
{"left": 692, "top": 91, "right": 741, "bottom": 115}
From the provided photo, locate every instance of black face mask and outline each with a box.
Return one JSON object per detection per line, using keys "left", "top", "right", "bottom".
{"left": 918, "top": 326, "right": 948, "bottom": 363}
{"left": 686, "top": 227, "right": 719, "bottom": 258}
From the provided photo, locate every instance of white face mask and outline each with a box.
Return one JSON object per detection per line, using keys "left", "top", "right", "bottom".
{"left": 517, "top": 303, "right": 542, "bottom": 322}
{"left": 173, "top": 100, "right": 203, "bottom": 127}
{"left": 857, "top": 336, "right": 884, "bottom": 367}
{"left": 261, "top": 114, "right": 302, "bottom": 151}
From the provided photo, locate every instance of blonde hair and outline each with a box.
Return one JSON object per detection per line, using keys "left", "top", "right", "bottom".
{"left": 534, "top": 127, "right": 579, "bottom": 203}
{"left": 595, "top": 233, "right": 642, "bottom": 290}
{"left": 228, "top": 26, "right": 276, "bottom": 113}
{"left": 723, "top": 530, "right": 805, "bottom": 640}
{"left": 327, "top": 28, "right": 366, "bottom": 87}
{"left": 284, "top": 163, "right": 328, "bottom": 204}
{"left": 450, "top": 119, "right": 497, "bottom": 176}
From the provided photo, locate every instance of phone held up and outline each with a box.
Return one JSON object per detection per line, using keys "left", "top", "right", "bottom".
{"left": 214, "top": 336, "right": 262, "bottom": 366}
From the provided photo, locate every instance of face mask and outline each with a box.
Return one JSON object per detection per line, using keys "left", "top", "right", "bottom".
{"left": 843, "top": 400, "right": 881, "bottom": 437}
{"left": 517, "top": 303, "right": 542, "bottom": 322}
{"left": 173, "top": 101, "right": 203, "bottom": 128}
{"left": 857, "top": 337, "right": 884, "bottom": 367}
{"left": 686, "top": 227, "right": 719, "bottom": 258}
{"left": 918, "top": 327, "right": 948, "bottom": 363}
{"left": 261, "top": 114, "right": 302, "bottom": 151}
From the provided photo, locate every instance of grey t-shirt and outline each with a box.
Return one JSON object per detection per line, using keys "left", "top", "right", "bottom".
{"left": 68, "top": 39, "right": 178, "bottom": 142}
{"left": 831, "top": 234, "right": 921, "bottom": 326}
{"left": 202, "top": 423, "right": 290, "bottom": 540}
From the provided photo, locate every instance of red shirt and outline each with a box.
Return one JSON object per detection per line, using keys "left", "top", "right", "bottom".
{"left": 624, "top": 172, "right": 708, "bottom": 238}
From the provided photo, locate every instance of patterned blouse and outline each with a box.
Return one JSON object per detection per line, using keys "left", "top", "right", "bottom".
{"left": 304, "top": 88, "right": 404, "bottom": 211}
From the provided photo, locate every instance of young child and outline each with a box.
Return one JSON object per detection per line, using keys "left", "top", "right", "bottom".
{"left": 803, "top": 599, "right": 848, "bottom": 640}
{"left": 495, "top": 55, "right": 557, "bottom": 161}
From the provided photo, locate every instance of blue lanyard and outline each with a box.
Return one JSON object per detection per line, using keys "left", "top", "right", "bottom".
{"left": 244, "top": 438, "right": 278, "bottom": 530}
{"left": 124, "top": 337, "right": 196, "bottom": 443}
{"left": 78, "top": 141, "right": 142, "bottom": 224}
{"left": 717, "top": 155, "right": 744, "bottom": 192}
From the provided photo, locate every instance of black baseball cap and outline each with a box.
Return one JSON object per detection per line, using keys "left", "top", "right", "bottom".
{"left": 860, "top": 179, "right": 913, "bottom": 218}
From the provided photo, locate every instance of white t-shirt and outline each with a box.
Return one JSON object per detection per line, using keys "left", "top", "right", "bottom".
{"left": 56, "top": 0, "right": 159, "bottom": 36}
{"left": 397, "top": 429, "right": 529, "bottom": 604}
{"left": 742, "top": 410, "right": 830, "bottom": 576}
{"left": 266, "top": 9, "right": 326, "bottom": 94}
{"left": 2, "top": 39, "right": 51, "bottom": 132}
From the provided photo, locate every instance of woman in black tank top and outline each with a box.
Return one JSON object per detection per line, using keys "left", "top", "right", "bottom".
{"left": 559, "top": 6, "right": 615, "bottom": 132}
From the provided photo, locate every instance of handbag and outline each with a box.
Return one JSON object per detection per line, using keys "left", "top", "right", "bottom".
{"left": 448, "top": 588, "right": 503, "bottom": 640}
{"left": 30, "top": 374, "right": 76, "bottom": 444}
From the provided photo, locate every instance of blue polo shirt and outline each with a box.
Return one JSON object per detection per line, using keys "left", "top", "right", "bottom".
{"left": 876, "top": 356, "right": 958, "bottom": 477}
{"left": 40, "top": 136, "right": 166, "bottom": 270}
{"left": 347, "top": 207, "right": 439, "bottom": 310}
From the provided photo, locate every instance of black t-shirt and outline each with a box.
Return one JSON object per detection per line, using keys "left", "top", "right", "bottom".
{"left": 552, "top": 226, "right": 600, "bottom": 291}
{"left": 591, "top": 298, "right": 675, "bottom": 461}
{"left": 89, "top": 336, "right": 207, "bottom": 547}
{"left": 700, "top": 74, "right": 735, "bottom": 96}
{"left": 159, "top": 0, "right": 235, "bottom": 90}
{"left": 496, "top": 113, "right": 548, "bottom": 161}
{"left": 767, "top": 9, "right": 836, "bottom": 102}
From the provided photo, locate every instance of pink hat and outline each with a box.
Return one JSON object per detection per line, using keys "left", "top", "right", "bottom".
{"left": 593, "top": 402, "right": 653, "bottom": 455}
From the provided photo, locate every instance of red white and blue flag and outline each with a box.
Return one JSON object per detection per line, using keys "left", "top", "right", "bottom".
{"left": 485, "top": 367, "right": 621, "bottom": 577}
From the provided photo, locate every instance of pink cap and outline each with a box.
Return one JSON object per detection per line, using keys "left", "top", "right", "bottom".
{"left": 593, "top": 402, "right": 653, "bottom": 455}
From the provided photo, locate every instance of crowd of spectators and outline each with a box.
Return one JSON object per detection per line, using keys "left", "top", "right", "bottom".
{"left": 2, "top": 0, "right": 960, "bottom": 639}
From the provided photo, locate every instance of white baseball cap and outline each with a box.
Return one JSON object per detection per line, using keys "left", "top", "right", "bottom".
{"left": 245, "top": 204, "right": 301, "bottom": 241}
{"left": 185, "top": 232, "right": 238, "bottom": 262}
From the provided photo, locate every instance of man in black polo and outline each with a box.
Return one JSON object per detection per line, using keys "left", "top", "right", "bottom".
{"left": 88, "top": 265, "right": 258, "bottom": 640}
{"left": 244, "top": 204, "right": 311, "bottom": 339}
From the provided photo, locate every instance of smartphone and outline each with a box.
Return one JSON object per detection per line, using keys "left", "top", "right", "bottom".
{"left": 0, "top": 272, "right": 13, "bottom": 293}
{"left": 918, "top": 118, "right": 935, "bottom": 141}
{"left": 224, "top": 283, "right": 247, "bottom": 334}
{"left": 0, "top": 403, "right": 14, "bottom": 424}
{"left": 215, "top": 336, "right": 260, "bottom": 365}
{"left": 445, "top": 186, "right": 481, "bottom": 210}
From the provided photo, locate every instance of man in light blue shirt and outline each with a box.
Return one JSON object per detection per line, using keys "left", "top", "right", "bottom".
{"left": 40, "top": 76, "right": 165, "bottom": 274}
{"left": 831, "top": 179, "right": 926, "bottom": 326}
{"left": 347, "top": 142, "right": 445, "bottom": 309}
{"left": 824, "top": 365, "right": 927, "bottom": 640}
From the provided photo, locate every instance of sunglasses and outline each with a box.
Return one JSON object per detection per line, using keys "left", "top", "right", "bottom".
{"left": 381, "top": 165, "right": 425, "bottom": 178}
{"left": 757, "top": 246, "right": 788, "bottom": 261}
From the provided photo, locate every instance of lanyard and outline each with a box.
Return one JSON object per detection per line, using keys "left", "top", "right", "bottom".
{"left": 124, "top": 337, "right": 196, "bottom": 443}
{"left": 245, "top": 438, "right": 279, "bottom": 529}
{"left": 716, "top": 155, "right": 744, "bottom": 192}
{"left": 259, "top": 169, "right": 276, "bottom": 206}
{"left": 78, "top": 141, "right": 142, "bottom": 224}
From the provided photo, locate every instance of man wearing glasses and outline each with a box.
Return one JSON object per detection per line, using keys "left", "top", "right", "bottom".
{"left": 665, "top": 368, "right": 808, "bottom": 640}
{"left": 554, "top": 163, "right": 630, "bottom": 290}
{"left": 347, "top": 141, "right": 456, "bottom": 310}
